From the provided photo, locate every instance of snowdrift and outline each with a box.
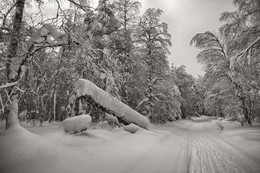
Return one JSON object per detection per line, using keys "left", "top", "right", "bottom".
{"left": 75, "top": 79, "right": 150, "bottom": 129}
{"left": 62, "top": 114, "right": 92, "bottom": 133}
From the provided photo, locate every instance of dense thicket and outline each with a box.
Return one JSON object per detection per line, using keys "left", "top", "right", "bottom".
{"left": 0, "top": 0, "right": 195, "bottom": 126}
{"left": 2, "top": 0, "right": 257, "bottom": 127}
{"left": 191, "top": 0, "right": 260, "bottom": 123}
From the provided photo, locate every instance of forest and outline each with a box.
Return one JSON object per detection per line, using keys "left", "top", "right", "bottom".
{"left": 0, "top": 0, "right": 259, "bottom": 128}
{"left": 0, "top": 0, "right": 260, "bottom": 172}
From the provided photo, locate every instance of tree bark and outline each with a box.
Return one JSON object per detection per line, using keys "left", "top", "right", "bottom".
{"left": 240, "top": 97, "right": 252, "bottom": 125}
{"left": 5, "top": 0, "right": 25, "bottom": 129}
{"left": 6, "top": 96, "right": 19, "bottom": 128}
{"left": 53, "top": 90, "right": 56, "bottom": 121}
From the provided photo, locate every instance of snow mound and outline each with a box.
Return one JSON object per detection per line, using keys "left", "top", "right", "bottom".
{"left": 123, "top": 123, "right": 140, "bottom": 133}
{"left": 75, "top": 78, "right": 150, "bottom": 129}
{"left": 62, "top": 114, "right": 92, "bottom": 134}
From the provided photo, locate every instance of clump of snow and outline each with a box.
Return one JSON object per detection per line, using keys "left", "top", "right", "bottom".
{"left": 75, "top": 79, "right": 150, "bottom": 129}
{"left": 105, "top": 113, "right": 120, "bottom": 127}
{"left": 92, "top": 121, "right": 114, "bottom": 130}
{"left": 62, "top": 114, "right": 92, "bottom": 134}
{"left": 123, "top": 123, "right": 140, "bottom": 133}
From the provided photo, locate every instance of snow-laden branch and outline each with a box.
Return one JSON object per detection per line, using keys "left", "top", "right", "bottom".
{"left": 0, "top": 94, "right": 5, "bottom": 113}
{"left": 205, "top": 89, "right": 230, "bottom": 101}
{"left": 236, "top": 37, "right": 260, "bottom": 58}
{"left": 0, "top": 81, "right": 19, "bottom": 90}
{"left": 231, "top": 37, "right": 260, "bottom": 68}
{"left": 0, "top": 66, "right": 6, "bottom": 71}
{"left": 0, "top": 27, "right": 11, "bottom": 31}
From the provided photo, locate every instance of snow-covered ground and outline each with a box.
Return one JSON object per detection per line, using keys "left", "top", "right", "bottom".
{"left": 0, "top": 118, "right": 260, "bottom": 173}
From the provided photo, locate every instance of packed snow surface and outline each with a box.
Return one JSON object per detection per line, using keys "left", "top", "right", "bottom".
{"left": 0, "top": 117, "right": 260, "bottom": 173}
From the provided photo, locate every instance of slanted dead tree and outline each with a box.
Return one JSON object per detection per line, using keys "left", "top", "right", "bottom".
{"left": 74, "top": 79, "right": 150, "bottom": 129}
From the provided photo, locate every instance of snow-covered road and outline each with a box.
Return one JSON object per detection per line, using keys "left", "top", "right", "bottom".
{"left": 187, "top": 133, "right": 260, "bottom": 173}
{"left": 1, "top": 119, "right": 260, "bottom": 173}
{"left": 154, "top": 120, "right": 260, "bottom": 173}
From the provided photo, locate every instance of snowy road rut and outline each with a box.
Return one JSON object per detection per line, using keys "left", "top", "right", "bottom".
{"left": 155, "top": 120, "right": 260, "bottom": 173}
{"left": 187, "top": 133, "right": 260, "bottom": 173}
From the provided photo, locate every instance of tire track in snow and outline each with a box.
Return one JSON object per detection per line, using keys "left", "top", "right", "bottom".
{"left": 188, "top": 133, "right": 260, "bottom": 173}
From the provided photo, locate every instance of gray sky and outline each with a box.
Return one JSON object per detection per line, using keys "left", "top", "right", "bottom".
{"left": 138, "top": 0, "right": 236, "bottom": 76}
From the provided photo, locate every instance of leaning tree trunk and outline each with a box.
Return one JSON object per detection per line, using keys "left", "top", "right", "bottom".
{"left": 240, "top": 97, "right": 252, "bottom": 125}
{"left": 5, "top": 0, "right": 25, "bottom": 129}
{"left": 53, "top": 90, "right": 56, "bottom": 122}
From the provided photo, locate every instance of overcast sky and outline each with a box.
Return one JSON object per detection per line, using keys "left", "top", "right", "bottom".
{"left": 137, "top": 0, "right": 236, "bottom": 77}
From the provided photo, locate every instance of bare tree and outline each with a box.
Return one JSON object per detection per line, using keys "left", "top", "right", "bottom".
{"left": 4, "top": 0, "right": 25, "bottom": 129}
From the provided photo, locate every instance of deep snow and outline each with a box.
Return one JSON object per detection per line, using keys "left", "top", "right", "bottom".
{"left": 0, "top": 117, "right": 260, "bottom": 173}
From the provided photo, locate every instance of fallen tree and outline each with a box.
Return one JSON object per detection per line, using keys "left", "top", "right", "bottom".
{"left": 75, "top": 79, "right": 150, "bottom": 129}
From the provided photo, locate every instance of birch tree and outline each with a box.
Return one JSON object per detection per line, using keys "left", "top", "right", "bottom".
{"left": 2, "top": 0, "right": 26, "bottom": 129}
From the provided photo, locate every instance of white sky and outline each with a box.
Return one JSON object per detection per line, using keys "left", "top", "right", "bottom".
{"left": 138, "top": 0, "right": 236, "bottom": 77}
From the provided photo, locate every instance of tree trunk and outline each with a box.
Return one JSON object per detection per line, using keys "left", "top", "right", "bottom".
{"left": 240, "top": 97, "right": 252, "bottom": 125}
{"left": 48, "top": 90, "right": 54, "bottom": 123}
{"left": 53, "top": 90, "right": 56, "bottom": 121}
{"left": 180, "top": 106, "right": 185, "bottom": 119}
{"left": 5, "top": 0, "right": 25, "bottom": 129}
{"left": 6, "top": 96, "right": 19, "bottom": 128}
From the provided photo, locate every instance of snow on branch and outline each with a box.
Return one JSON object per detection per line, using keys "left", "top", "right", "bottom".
{"left": 0, "top": 66, "right": 6, "bottom": 71}
{"left": 75, "top": 79, "right": 151, "bottom": 129}
{"left": 205, "top": 90, "right": 230, "bottom": 101}
{"left": 231, "top": 37, "right": 260, "bottom": 68}
{"left": 0, "top": 81, "right": 19, "bottom": 90}
{"left": 236, "top": 37, "right": 260, "bottom": 58}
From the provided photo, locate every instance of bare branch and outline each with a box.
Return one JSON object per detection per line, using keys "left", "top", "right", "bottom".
{"left": 15, "top": 86, "right": 25, "bottom": 93}
{"left": 67, "top": 0, "right": 94, "bottom": 12}
{"left": 4, "top": 89, "right": 12, "bottom": 103}
{"left": 2, "top": 1, "right": 17, "bottom": 27}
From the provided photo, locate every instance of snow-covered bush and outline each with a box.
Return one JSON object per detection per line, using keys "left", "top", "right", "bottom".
{"left": 123, "top": 123, "right": 139, "bottom": 133}
{"left": 62, "top": 114, "right": 92, "bottom": 134}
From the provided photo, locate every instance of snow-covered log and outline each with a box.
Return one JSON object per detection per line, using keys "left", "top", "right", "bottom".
{"left": 75, "top": 79, "right": 150, "bottom": 129}
{"left": 62, "top": 114, "right": 92, "bottom": 134}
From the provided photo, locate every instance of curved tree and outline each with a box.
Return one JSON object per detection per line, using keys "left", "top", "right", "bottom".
{"left": 135, "top": 8, "right": 172, "bottom": 119}
{"left": 190, "top": 31, "right": 254, "bottom": 123}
